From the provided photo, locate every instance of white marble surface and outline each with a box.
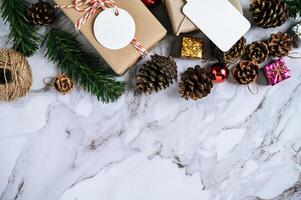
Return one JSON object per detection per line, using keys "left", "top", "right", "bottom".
{"left": 1, "top": 1, "right": 301, "bottom": 200}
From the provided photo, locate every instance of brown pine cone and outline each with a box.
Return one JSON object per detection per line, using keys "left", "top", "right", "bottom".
{"left": 250, "top": 0, "right": 289, "bottom": 28}
{"left": 266, "top": 32, "right": 294, "bottom": 57}
{"left": 54, "top": 75, "right": 74, "bottom": 95}
{"left": 233, "top": 61, "right": 259, "bottom": 85}
{"left": 28, "top": 0, "right": 55, "bottom": 26}
{"left": 179, "top": 65, "right": 213, "bottom": 100}
{"left": 245, "top": 41, "right": 269, "bottom": 64}
{"left": 136, "top": 54, "right": 178, "bottom": 94}
{"left": 215, "top": 37, "right": 246, "bottom": 64}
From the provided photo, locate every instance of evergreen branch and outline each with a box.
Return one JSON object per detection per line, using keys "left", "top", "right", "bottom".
{"left": 0, "top": 0, "right": 39, "bottom": 56}
{"left": 284, "top": 0, "right": 301, "bottom": 18}
{"left": 43, "top": 29, "right": 125, "bottom": 103}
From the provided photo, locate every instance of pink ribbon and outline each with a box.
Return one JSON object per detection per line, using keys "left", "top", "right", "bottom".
{"left": 56, "top": 0, "right": 148, "bottom": 56}
{"left": 264, "top": 59, "right": 291, "bottom": 86}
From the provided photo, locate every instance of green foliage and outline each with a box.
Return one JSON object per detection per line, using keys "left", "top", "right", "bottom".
{"left": 0, "top": 1, "right": 125, "bottom": 102}
{"left": 43, "top": 29, "right": 125, "bottom": 103}
{"left": 284, "top": 0, "right": 301, "bottom": 18}
{"left": 0, "top": 0, "right": 39, "bottom": 56}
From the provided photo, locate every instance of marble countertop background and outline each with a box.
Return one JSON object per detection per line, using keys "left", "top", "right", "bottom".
{"left": 1, "top": 0, "right": 301, "bottom": 200}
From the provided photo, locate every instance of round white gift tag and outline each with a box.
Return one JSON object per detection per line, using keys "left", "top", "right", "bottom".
{"left": 94, "top": 8, "right": 136, "bottom": 50}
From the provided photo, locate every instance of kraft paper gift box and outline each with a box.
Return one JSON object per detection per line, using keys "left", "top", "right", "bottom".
{"left": 164, "top": 0, "right": 243, "bottom": 36}
{"left": 55, "top": 0, "right": 167, "bottom": 75}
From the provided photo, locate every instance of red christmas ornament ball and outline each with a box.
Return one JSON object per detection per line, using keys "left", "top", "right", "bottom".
{"left": 141, "top": 0, "right": 161, "bottom": 8}
{"left": 210, "top": 63, "right": 229, "bottom": 83}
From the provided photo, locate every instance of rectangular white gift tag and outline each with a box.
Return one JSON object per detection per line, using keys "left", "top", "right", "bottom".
{"left": 183, "top": 0, "right": 250, "bottom": 52}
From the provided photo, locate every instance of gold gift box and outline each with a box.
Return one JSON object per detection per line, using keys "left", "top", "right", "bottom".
{"left": 181, "top": 36, "right": 203, "bottom": 59}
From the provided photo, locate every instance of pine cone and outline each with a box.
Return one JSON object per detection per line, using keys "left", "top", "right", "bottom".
{"left": 136, "top": 54, "right": 178, "bottom": 94}
{"left": 28, "top": 0, "right": 55, "bottom": 26}
{"left": 245, "top": 41, "right": 269, "bottom": 64}
{"left": 215, "top": 37, "right": 246, "bottom": 64}
{"left": 250, "top": 0, "right": 289, "bottom": 28}
{"left": 179, "top": 65, "right": 213, "bottom": 100}
{"left": 54, "top": 75, "right": 74, "bottom": 95}
{"left": 266, "top": 32, "right": 294, "bottom": 57}
{"left": 233, "top": 61, "right": 259, "bottom": 85}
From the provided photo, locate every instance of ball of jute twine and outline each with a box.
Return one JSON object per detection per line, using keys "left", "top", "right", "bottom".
{"left": 0, "top": 49, "right": 32, "bottom": 101}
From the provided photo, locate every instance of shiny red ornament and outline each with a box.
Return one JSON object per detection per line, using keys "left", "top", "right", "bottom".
{"left": 141, "top": 0, "right": 161, "bottom": 8}
{"left": 210, "top": 63, "right": 229, "bottom": 83}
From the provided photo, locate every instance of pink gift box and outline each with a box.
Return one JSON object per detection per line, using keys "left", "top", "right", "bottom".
{"left": 263, "top": 59, "right": 291, "bottom": 86}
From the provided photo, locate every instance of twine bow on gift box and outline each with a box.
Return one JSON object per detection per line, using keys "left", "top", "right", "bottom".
{"left": 55, "top": 0, "right": 148, "bottom": 56}
{"left": 264, "top": 59, "right": 291, "bottom": 86}
{"left": 55, "top": 0, "right": 119, "bottom": 30}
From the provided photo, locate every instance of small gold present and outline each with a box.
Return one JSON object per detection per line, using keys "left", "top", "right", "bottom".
{"left": 180, "top": 36, "right": 203, "bottom": 59}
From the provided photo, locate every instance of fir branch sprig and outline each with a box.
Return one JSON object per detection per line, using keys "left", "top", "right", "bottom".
{"left": 43, "top": 29, "right": 125, "bottom": 103}
{"left": 284, "top": 0, "right": 301, "bottom": 18}
{"left": 0, "top": 0, "right": 39, "bottom": 56}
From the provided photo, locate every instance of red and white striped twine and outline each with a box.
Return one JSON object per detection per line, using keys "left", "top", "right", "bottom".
{"left": 131, "top": 38, "right": 148, "bottom": 57}
{"left": 55, "top": 0, "right": 148, "bottom": 56}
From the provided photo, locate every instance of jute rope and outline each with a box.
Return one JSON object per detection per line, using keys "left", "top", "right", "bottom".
{"left": 0, "top": 49, "right": 32, "bottom": 101}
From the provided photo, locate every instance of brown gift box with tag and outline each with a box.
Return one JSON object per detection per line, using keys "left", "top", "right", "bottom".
{"left": 164, "top": 0, "right": 243, "bottom": 36}
{"left": 54, "top": 0, "right": 167, "bottom": 75}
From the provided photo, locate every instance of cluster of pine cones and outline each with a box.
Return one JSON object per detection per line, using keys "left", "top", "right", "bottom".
{"left": 215, "top": 33, "right": 293, "bottom": 67}
{"left": 213, "top": 0, "right": 294, "bottom": 85}
{"left": 226, "top": 32, "right": 293, "bottom": 85}
{"left": 213, "top": 31, "right": 293, "bottom": 85}
{"left": 229, "top": 0, "right": 293, "bottom": 85}
{"left": 136, "top": 0, "right": 295, "bottom": 100}
{"left": 136, "top": 54, "right": 213, "bottom": 100}
{"left": 137, "top": 30, "right": 294, "bottom": 100}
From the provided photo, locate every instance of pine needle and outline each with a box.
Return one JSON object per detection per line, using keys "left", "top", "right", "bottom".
{"left": 0, "top": 0, "right": 39, "bottom": 56}
{"left": 284, "top": 0, "right": 301, "bottom": 18}
{"left": 43, "top": 29, "right": 125, "bottom": 103}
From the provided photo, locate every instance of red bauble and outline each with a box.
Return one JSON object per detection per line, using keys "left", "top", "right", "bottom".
{"left": 210, "top": 63, "right": 229, "bottom": 83}
{"left": 141, "top": 0, "right": 161, "bottom": 8}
